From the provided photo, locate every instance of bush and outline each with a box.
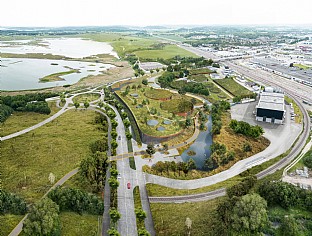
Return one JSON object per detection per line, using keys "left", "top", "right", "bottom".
{"left": 48, "top": 187, "right": 104, "bottom": 215}
{"left": 303, "top": 150, "right": 312, "bottom": 168}
{"left": 0, "top": 104, "right": 13, "bottom": 123}
{"left": 0, "top": 190, "right": 27, "bottom": 215}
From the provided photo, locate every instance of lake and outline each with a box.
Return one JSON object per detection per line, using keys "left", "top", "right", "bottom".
{"left": 181, "top": 115, "right": 212, "bottom": 169}
{"left": 0, "top": 58, "right": 115, "bottom": 91}
{"left": 0, "top": 38, "right": 118, "bottom": 58}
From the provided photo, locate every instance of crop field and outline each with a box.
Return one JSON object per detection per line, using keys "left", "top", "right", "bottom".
{"left": 0, "top": 110, "right": 106, "bottom": 203}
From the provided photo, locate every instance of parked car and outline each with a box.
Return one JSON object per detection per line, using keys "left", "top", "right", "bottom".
{"left": 127, "top": 182, "right": 131, "bottom": 189}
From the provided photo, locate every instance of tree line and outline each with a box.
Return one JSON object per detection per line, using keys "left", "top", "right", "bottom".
{"left": 0, "top": 92, "right": 58, "bottom": 122}
{"left": 211, "top": 100, "right": 231, "bottom": 135}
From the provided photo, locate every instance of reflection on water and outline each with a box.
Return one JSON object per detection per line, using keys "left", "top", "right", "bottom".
{"left": 181, "top": 115, "right": 212, "bottom": 169}
{"left": 0, "top": 58, "right": 114, "bottom": 91}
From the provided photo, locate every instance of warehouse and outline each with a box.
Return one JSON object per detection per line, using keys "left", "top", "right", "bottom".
{"left": 256, "top": 89, "right": 285, "bottom": 124}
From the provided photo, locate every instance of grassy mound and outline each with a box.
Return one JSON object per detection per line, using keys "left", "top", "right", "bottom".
{"left": 144, "top": 89, "right": 173, "bottom": 100}
{"left": 160, "top": 99, "right": 193, "bottom": 113}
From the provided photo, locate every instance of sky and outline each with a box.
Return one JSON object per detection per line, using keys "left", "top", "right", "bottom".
{"left": 1, "top": 0, "right": 312, "bottom": 27}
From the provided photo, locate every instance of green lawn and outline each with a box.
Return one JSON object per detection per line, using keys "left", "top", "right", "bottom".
{"left": 0, "top": 101, "right": 60, "bottom": 137}
{"left": 60, "top": 212, "right": 101, "bottom": 236}
{"left": 72, "top": 93, "right": 100, "bottom": 104}
{"left": 0, "top": 214, "right": 24, "bottom": 236}
{"left": 0, "top": 110, "right": 106, "bottom": 203}
{"left": 214, "top": 77, "right": 254, "bottom": 97}
{"left": 134, "top": 44, "right": 198, "bottom": 60}
{"left": 150, "top": 198, "right": 222, "bottom": 236}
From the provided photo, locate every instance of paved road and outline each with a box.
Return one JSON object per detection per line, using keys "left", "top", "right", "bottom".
{"left": 107, "top": 104, "right": 138, "bottom": 236}
{"left": 149, "top": 188, "right": 226, "bottom": 203}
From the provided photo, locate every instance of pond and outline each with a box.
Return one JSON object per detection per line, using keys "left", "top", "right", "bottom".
{"left": 181, "top": 115, "right": 212, "bottom": 169}
{"left": 0, "top": 38, "right": 118, "bottom": 58}
{"left": 147, "top": 119, "right": 159, "bottom": 126}
{"left": 0, "top": 58, "right": 114, "bottom": 91}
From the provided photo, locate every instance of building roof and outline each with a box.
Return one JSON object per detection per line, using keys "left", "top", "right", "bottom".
{"left": 257, "top": 92, "right": 285, "bottom": 111}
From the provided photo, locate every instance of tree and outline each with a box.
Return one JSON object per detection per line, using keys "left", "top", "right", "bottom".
{"left": 178, "top": 88, "right": 186, "bottom": 95}
{"left": 135, "top": 208, "right": 147, "bottom": 224}
{"left": 111, "top": 131, "right": 118, "bottom": 140}
{"left": 121, "top": 112, "right": 128, "bottom": 119}
{"left": 199, "top": 123, "right": 205, "bottom": 130}
{"left": 278, "top": 215, "right": 300, "bottom": 236}
{"left": 111, "top": 120, "right": 118, "bottom": 129}
{"left": 163, "top": 143, "right": 168, "bottom": 151}
{"left": 84, "top": 101, "right": 89, "bottom": 109}
{"left": 110, "top": 168, "right": 118, "bottom": 178}
{"left": 146, "top": 143, "right": 156, "bottom": 157}
{"left": 231, "top": 193, "right": 268, "bottom": 233}
{"left": 138, "top": 228, "right": 150, "bottom": 236}
{"left": 243, "top": 142, "right": 252, "bottom": 152}
{"left": 123, "top": 119, "right": 131, "bottom": 128}
{"left": 185, "top": 116, "right": 191, "bottom": 128}
{"left": 142, "top": 79, "right": 148, "bottom": 85}
{"left": 107, "top": 228, "right": 120, "bottom": 236}
{"left": 109, "top": 208, "right": 121, "bottom": 226}
{"left": 79, "top": 151, "right": 108, "bottom": 191}
{"left": 111, "top": 140, "right": 118, "bottom": 150}
{"left": 23, "top": 198, "right": 61, "bottom": 236}
{"left": 233, "top": 96, "right": 241, "bottom": 103}
{"left": 126, "top": 132, "right": 132, "bottom": 140}
{"left": 187, "top": 158, "right": 196, "bottom": 170}
{"left": 74, "top": 102, "right": 80, "bottom": 109}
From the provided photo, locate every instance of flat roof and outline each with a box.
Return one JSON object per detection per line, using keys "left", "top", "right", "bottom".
{"left": 257, "top": 92, "right": 285, "bottom": 111}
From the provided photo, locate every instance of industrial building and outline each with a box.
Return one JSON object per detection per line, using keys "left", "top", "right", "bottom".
{"left": 256, "top": 88, "right": 285, "bottom": 124}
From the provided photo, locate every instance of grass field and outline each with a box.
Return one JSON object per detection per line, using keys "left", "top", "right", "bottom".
{"left": 0, "top": 214, "right": 24, "bottom": 236}
{"left": 0, "top": 101, "right": 60, "bottom": 137}
{"left": 214, "top": 77, "right": 254, "bottom": 97}
{"left": 82, "top": 33, "right": 197, "bottom": 59}
{"left": 134, "top": 44, "right": 198, "bottom": 60}
{"left": 150, "top": 198, "right": 222, "bottom": 236}
{"left": 72, "top": 93, "right": 100, "bottom": 104}
{"left": 154, "top": 34, "right": 186, "bottom": 42}
{"left": 0, "top": 110, "right": 106, "bottom": 203}
{"left": 60, "top": 212, "right": 101, "bottom": 236}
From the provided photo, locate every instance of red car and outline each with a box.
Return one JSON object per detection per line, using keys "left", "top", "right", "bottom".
{"left": 127, "top": 182, "right": 131, "bottom": 189}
